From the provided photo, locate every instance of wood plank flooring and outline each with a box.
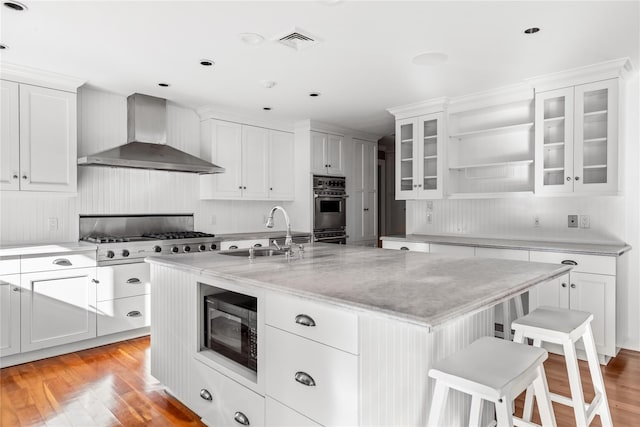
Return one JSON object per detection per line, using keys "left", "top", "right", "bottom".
{"left": 1, "top": 336, "right": 639, "bottom": 426}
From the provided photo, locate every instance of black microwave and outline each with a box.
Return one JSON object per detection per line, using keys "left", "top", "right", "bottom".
{"left": 204, "top": 291, "right": 258, "bottom": 372}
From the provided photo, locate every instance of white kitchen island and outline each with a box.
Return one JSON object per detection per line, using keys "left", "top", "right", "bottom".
{"left": 146, "top": 243, "right": 570, "bottom": 426}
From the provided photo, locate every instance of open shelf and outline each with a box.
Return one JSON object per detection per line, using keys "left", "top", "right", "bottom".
{"left": 584, "top": 109, "right": 607, "bottom": 117}
{"left": 544, "top": 116, "right": 565, "bottom": 123}
{"left": 401, "top": 158, "right": 413, "bottom": 162}
{"left": 449, "top": 159, "right": 533, "bottom": 170}
{"left": 544, "top": 142, "right": 565, "bottom": 147}
{"left": 449, "top": 122, "right": 533, "bottom": 139}
{"left": 543, "top": 167, "right": 564, "bottom": 172}
{"left": 583, "top": 164, "right": 607, "bottom": 169}
{"left": 424, "top": 155, "right": 437, "bottom": 160}
{"left": 584, "top": 137, "right": 607, "bottom": 144}
{"left": 401, "top": 139, "right": 413, "bottom": 143}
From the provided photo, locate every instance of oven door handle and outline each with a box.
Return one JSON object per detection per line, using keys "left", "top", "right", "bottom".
{"left": 314, "top": 235, "right": 348, "bottom": 242}
{"left": 314, "top": 194, "right": 348, "bottom": 199}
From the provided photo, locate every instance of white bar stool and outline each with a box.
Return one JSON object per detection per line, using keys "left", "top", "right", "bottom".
{"left": 512, "top": 306, "right": 613, "bottom": 426}
{"left": 427, "top": 336, "right": 556, "bottom": 427}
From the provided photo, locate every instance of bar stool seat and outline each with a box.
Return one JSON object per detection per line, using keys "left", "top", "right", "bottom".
{"left": 512, "top": 306, "right": 613, "bottom": 427}
{"left": 427, "top": 336, "right": 556, "bottom": 427}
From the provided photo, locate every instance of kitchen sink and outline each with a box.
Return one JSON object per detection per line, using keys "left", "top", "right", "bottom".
{"left": 219, "top": 247, "right": 288, "bottom": 257}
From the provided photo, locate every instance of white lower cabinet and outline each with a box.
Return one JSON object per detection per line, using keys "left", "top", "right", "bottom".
{"left": 266, "top": 397, "right": 321, "bottom": 427}
{"left": 190, "top": 359, "right": 265, "bottom": 427}
{"left": 20, "top": 267, "right": 97, "bottom": 352}
{"left": 0, "top": 274, "right": 21, "bottom": 357}
{"left": 97, "top": 294, "right": 150, "bottom": 336}
{"left": 265, "top": 326, "right": 358, "bottom": 427}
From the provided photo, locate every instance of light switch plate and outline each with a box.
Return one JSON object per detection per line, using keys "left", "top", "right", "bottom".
{"left": 568, "top": 215, "right": 578, "bottom": 228}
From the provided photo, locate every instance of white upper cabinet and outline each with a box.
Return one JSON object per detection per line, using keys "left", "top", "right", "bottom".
{"left": 352, "top": 139, "right": 377, "bottom": 243}
{"left": 200, "top": 120, "right": 294, "bottom": 200}
{"left": 1, "top": 81, "right": 77, "bottom": 192}
{"left": 394, "top": 112, "right": 444, "bottom": 200}
{"left": 311, "top": 131, "right": 344, "bottom": 176}
{"left": 535, "top": 79, "right": 619, "bottom": 195}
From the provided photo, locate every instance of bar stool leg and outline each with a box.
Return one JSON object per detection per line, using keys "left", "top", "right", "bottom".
{"left": 468, "top": 396, "right": 483, "bottom": 427}
{"left": 502, "top": 301, "right": 512, "bottom": 341}
{"left": 531, "top": 365, "right": 557, "bottom": 427}
{"left": 427, "top": 381, "right": 450, "bottom": 427}
{"left": 563, "top": 340, "right": 589, "bottom": 426}
{"left": 495, "top": 399, "right": 514, "bottom": 427}
{"left": 582, "top": 323, "right": 613, "bottom": 427}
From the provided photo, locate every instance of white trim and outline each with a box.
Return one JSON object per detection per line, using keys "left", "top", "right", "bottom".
{"left": 387, "top": 97, "right": 448, "bottom": 120}
{"left": 0, "top": 62, "right": 85, "bottom": 92}
{"left": 197, "top": 106, "right": 295, "bottom": 133}
{"left": 295, "top": 119, "right": 380, "bottom": 142}
{"left": 448, "top": 83, "right": 534, "bottom": 113}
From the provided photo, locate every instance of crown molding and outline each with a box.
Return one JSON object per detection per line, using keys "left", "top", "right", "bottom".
{"left": 387, "top": 97, "right": 448, "bottom": 120}
{"left": 448, "top": 83, "right": 533, "bottom": 113}
{"left": 197, "top": 105, "right": 295, "bottom": 133}
{"left": 295, "top": 119, "right": 381, "bottom": 142}
{"left": 525, "top": 57, "right": 633, "bottom": 93}
{"left": 0, "top": 62, "right": 85, "bottom": 92}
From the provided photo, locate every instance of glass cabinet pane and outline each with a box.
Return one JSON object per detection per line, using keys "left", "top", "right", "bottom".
{"left": 543, "top": 96, "right": 566, "bottom": 186}
{"left": 423, "top": 119, "right": 437, "bottom": 189}
{"left": 581, "top": 88, "right": 608, "bottom": 184}
{"left": 400, "top": 123, "right": 414, "bottom": 191}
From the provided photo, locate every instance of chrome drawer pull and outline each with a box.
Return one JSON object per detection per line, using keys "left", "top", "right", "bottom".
{"left": 199, "top": 389, "right": 213, "bottom": 401}
{"left": 126, "top": 278, "right": 141, "bottom": 284}
{"left": 400, "top": 246, "right": 409, "bottom": 251}
{"left": 234, "top": 411, "right": 250, "bottom": 425}
{"left": 295, "top": 314, "right": 316, "bottom": 327}
{"left": 561, "top": 260, "right": 577, "bottom": 266}
{"left": 126, "top": 310, "right": 142, "bottom": 317}
{"left": 53, "top": 258, "right": 72, "bottom": 266}
{"left": 253, "top": 243, "right": 262, "bottom": 248}
{"left": 229, "top": 245, "right": 239, "bottom": 250}
{"left": 294, "top": 371, "right": 316, "bottom": 387}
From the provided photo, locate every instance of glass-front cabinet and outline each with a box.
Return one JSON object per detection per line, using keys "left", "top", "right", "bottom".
{"left": 535, "top": 79, "right": 618, "bottom": 195}
{"left": 395, "top": 112, "right": 444, "bottom": 200}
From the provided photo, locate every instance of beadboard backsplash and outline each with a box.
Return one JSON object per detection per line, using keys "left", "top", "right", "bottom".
{"left": 0, "top": 87, "right": 291, "bottom": 245}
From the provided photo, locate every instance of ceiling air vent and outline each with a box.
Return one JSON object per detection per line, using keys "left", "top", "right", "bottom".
{"left": 275, "top": 27, "right": 321, "bottom": 51}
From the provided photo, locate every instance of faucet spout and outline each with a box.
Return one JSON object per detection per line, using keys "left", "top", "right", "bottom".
{"left": 266, "top": 206, "right": 292, "bottom": 248}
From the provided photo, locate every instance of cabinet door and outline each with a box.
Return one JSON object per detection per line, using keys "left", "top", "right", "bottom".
{"left": 19, "top": 84, "right": 77, "bottom": 192}
{"left": 417, "top": 113, "right": 443, "bottom": 199}
{"left": 573, "top": 79, "right": 618, "bottom": 194}
{"left": 310, "top": 131, "right": 327, "bottom": 175}
{"left": 268, "top": 130, "right": 295, "bottom": 200}
{"left": 0, "top": 80, "right": 20, "bottom": 191}
{"left": 569, "top": 272, "right": 615, "bottom": 355}
{"left": 0, "top": 274, "right": 21, "bottom": 357}
{"left": 326, "top": 134, "right": 344, "bottom": 175}
{"left": 528, "top": 274, "right": 570, "bottom": 312}
{"left": 242, "top": 125, "right": 269, "bottom": 199}
{"left": 200, "top": 120, "right": 242, "bottom": 199}
{"left": 395, "top": 118, "right": 418, "bottom": 199}
{"left": 353, "top": 140, "right": 377, "bottom": 242}
{"left": 534, "top": 88, "right": 574, "bottom": 194}
{"left": 20, "top": 267, "right": 97, "bottom": 352}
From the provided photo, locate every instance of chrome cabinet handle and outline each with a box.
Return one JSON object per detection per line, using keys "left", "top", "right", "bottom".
{"left": 566, "top": 177, "right": 572, "bottom": 181}
{"left": 53, "top": 258, "right": 72, "bottom": 266}
{"left": 561, "top": 283, "right": 567, "bottom": 288}
{"left": 238, "top": 186, "right": 242, "bottom": 189}
{"left": 12, "top": 173, "right": 18, "bottom": 179}
{"left": 126, "top": 310, "right": 142, "bottom": 317}
{"left": 570, "top": 283, "right": 576, "bottom": 289}
{"left": 234, "top": 411, "right": 250, "bottom": 425}
{"left": 13, "top": 287, "right": 20, "bottom": 292}
{"left": 229, "top": 245, "right": 238, "bottom": 250}
{"left": 91, "top": 279, "right": 99, "bottom": 284}
{"left": 561, "top": 260, "right": 577, "bottom": 265}
{"left": 575, "top": 176, "right": 580, "bottom": 181}
{"left": 22, "top": 175, "right": 28, "bottom": 180}
{"left": 253, "top": 243, "right": 262, "bottom": 248}
{"left": 295, "top": 314, "right": 316, "bottom": 327}
{"left": 126, "top": 278, "right": 141, "bottom": 284}
{"left": 294, "top": 371, "right": 316, "bottom": 387}
{"left": 199, "top": 389, "right": 213, "bottom": 401}
{"left": 400, "top": 246, "right": 409, "bottom": 251}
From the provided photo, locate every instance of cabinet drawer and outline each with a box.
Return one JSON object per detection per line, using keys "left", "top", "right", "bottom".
{"left": 382, "top": 240, "right": 430, "bottom": 252}
{"left": 475, "top": 247, "right": 529, "bottom": 261}
{"left": 21, "top": 252, "right": 96, "bottom": 273}
{"left": 0, "top": 257, "right": 20, "bottom": 275}
{"left": 266, "top": 397, "right": 322, "bottom": 427}
{"left": 97, "top": 295, "right": 150, "bottom": 336}
{"left": 220, "top": 239, "right": 270, "bottom": 250}
{"left": 529, "top": 251, "right": 615, "bottom": 275}
{"left": 265, "top": 326, "right": 358, "bottom": 427}
{"left": 430, "top": 243, "right": 475, "bottom": 257}
{"left": 96, "top": 264, "right": 150, "bottom": 301}
{"left": 190, "top": 359, "right": 265, "bottom": 427}
{"left": 266, "top": 292, "right": 358, "bottom": 354}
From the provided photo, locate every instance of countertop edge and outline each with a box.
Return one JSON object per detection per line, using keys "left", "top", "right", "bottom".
{"left": 0, "top": 242, "right": 97, "bottom": 258}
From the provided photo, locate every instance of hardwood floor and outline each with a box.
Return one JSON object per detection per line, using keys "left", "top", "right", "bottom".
{"left": 1, "top": 337, "right": 639, "bottom": 426}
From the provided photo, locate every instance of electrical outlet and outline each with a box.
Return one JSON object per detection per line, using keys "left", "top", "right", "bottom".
{"left": 534, "top": 216, "right": 540, "bottom": 227}
{"left": 580, "top": 215, "right": 590, "bottom": 229}
{"left": 48, "top": 217, "right": 58, "bottom": 231}
{"left": 568, "top": 215, "right": 578, "bottom": 228}
{"left": 210, "top": 215, "right": 216, "bottom": 225}
{"left": 426, "top": 212, "right": 433, "bottom": 224}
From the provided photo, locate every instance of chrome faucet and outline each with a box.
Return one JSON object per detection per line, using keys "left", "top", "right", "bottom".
{"left": 266, "top": 206, "right": 293, "bottom": 250}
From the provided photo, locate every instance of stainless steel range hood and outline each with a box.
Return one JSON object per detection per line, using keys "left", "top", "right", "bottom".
{"left": 77, "top": 93, "right": 225, "bottom": 174}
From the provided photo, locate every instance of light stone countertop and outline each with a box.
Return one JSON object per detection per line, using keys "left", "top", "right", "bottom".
{"left": 215, "top": 231, "right": 311, "bottom": 241}
{"left": 381, "top": 234, "right": 631, "bottom": 257}
{"left": 0, "top": 241, "right": 97, "bottom": 258}
{"left": 146, "top": 243, "right": 571, "bottom": 330}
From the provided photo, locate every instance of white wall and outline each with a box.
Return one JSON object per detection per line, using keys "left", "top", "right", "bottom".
{"left": 0, "top": 87, "right": 292, "bottom": 245}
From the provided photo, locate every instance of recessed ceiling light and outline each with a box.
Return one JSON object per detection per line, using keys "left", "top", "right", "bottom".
{"left": 263, "top": 107, "right": 272, "bottom": 111}
{"left": 524, "top": 27, "right": 541, "bottom": 35}
{"left": 309, "top": 92, "right": 321, "bottom": 97}
{"left": 239, "top": 33, "right": 265, "bottom": 45}
{"left": 412, "top": 52, "right": 448, "bottom": 66}
{"left": 158, "top": 83, "right": 170, "bottom": 87}
{"left": 200, "top": 59, "right": 214, "bottom": 67}
{"left": 3, "top": 1, "right": 27, "bottom": 11}
{"left": 0, "top": 44, "right": 8, "bottom": 50}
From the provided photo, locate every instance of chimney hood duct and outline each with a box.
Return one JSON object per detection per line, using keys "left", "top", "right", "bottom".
{"left": 77, "top": 93, "right": 225, "bottom": 174}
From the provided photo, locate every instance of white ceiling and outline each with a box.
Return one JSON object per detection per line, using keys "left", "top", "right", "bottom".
{"left": 1, "top": 1, "right": 638, "bottom": 138}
